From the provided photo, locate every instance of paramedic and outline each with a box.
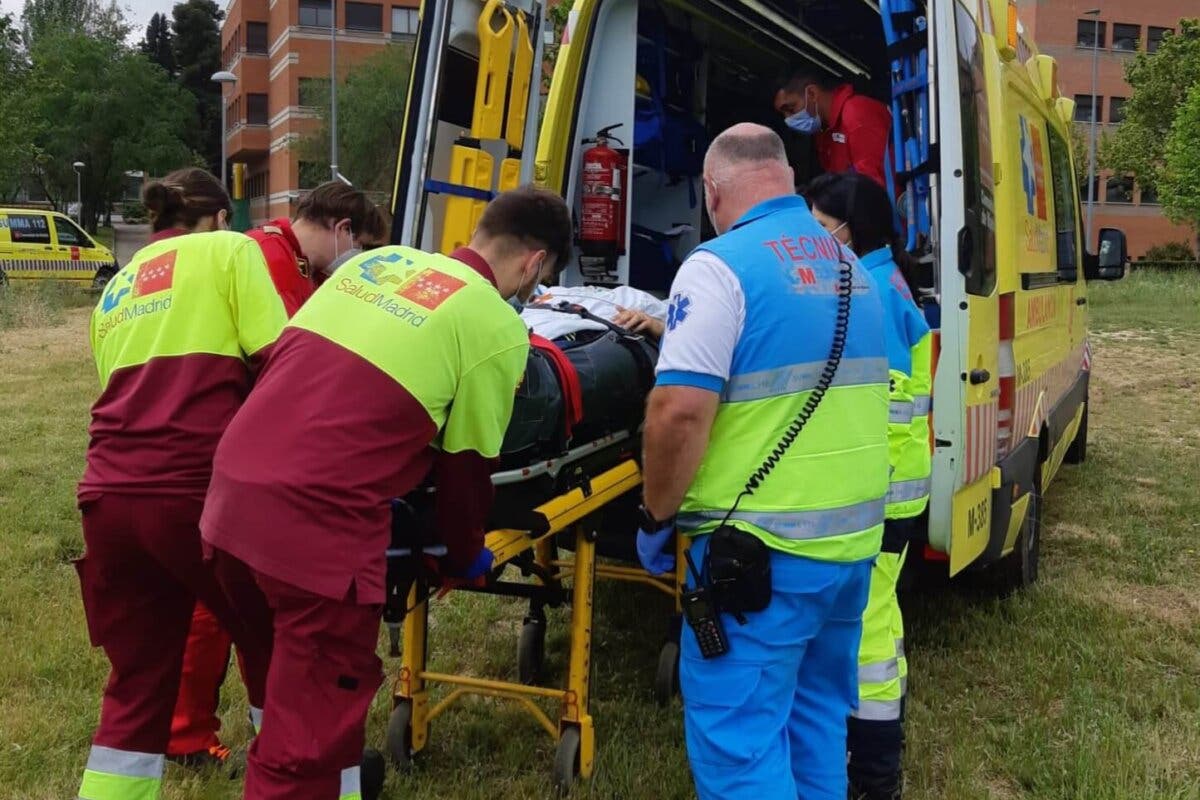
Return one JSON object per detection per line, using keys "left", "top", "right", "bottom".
{"left": 774, "top": 71, "right": 892, "bottom": 188}
{"left": 75, "top": 168, "right": 287, "bottom": 800}
{"left": 200, "top": 186, "right": 573, "bottom": 800}
{"left": 807, "top": 171, "right": 932, "bottom": 800}
{"left": 637, "top": 123, "right": 891, "bottom": 800}
{"left": 167, "top": 182, "right": 385, "bottom": 767}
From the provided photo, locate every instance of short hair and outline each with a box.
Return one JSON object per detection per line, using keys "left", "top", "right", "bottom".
{"left": 143, "top": 168, "right": 231, "bottom": 233}
{"left": 777, "top": 69, "right": 841, "bottom": 96}
{"left": 707, "top": 125, "right": 788, "bottom": 169}
{"left": 475, "top": 185, "right": 573, "bottom": 271}
{"left": 296, "top": 182, "right": 385, "bottom": 242}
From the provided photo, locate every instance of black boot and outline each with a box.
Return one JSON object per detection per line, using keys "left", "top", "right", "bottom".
{"left": 847, "top": 715, "right": 904, "bottom": 800}
{"left": 361, "top": 748, "right": 386, "bottom": 800}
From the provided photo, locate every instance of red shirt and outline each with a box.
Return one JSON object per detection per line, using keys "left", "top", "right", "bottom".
{"left": 246, "top": 219, "right": 314, "bottom": 317}
{"left": 201, "top": 248, "right": 514, "bottom": 604}
{"left": 816, "top": 84, "right": 892, "bottom": 188}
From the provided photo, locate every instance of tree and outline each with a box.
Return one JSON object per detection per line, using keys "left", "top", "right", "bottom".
{"left": 20, "top": 0, "right": 128, "bottom": 49}
{"left": 171, "top": 0, "right": 224, "bottom": 173}
{"left": 296, "top": 44, "right": 415, "bottom": 192}
{"left": 1101, "top": 19, "right": 1200, "bottom": 198}
{"left": 0, "top": 13, "right": 29, "bottom": 200}
{"left": 19, "top": 33, "right": 196, "bottom": 230}
{"left": 1160, "top": 82, "right": 1200, "bottom": 226}
{"left": 140, "top": 12, "right": 176, "bottom": 75}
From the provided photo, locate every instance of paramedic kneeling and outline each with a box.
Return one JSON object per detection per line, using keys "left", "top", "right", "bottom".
{"left": 199, "top": 186, "right": 572, "bottom": 800}
{"left": 638, "top": 124, "right": 892, "bottom": 800}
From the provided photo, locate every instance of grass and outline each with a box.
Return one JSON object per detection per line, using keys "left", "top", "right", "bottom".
{"left": 1, "top": 272, "right": 1199, "bottom": 799}
{"left": 0, "top": 281, "right": 96, "bottom": 332}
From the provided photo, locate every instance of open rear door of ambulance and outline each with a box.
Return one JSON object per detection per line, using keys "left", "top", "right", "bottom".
{"left": 390, "top": 0, "right": 548, "bottom": 252}
{"left": 928, "top": 0, "right": 1001, "bottom": 576}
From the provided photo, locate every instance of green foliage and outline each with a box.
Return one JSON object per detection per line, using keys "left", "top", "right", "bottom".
{"left": 139, "top": 12, "right": 176, "bottom": 75}
{"left": 171, "top": 0, "right": 224, "bottom": 174}
{"left": 19, "top": 0, "right": 128, "bottom": 49}
{"left": 1161, "top": 82, "right": 1200, "bottom": 226}
{"left": 0, "top": 13, "right": 29, "bottom": 200}
{"left": 1101, "top": 19, "right": 1200, "bottom": 201}
{"left": 295, "top": 44, "right": 414, "bottom": 192}
{"left": 121, "top": 200, "right": 149, "bottom": 225}
{"left": 1141, "top": 240, "right": 1197, "bottom": 264}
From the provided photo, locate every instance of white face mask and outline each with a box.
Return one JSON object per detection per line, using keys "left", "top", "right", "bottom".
{"left": 513, "top": 257, "right": 544, "bottom": 305}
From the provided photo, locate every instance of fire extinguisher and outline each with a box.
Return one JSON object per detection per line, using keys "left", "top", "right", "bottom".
{"left": 579, "top": 124, "right": 628, "bottom": 263}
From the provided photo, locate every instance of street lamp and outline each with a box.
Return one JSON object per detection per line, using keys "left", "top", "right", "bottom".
{"left": 1084, "top": 8, "right": 1101, "bottom": 248}
{"left": 72, "top": 161, "right": 85, "bottom": 226}
{"left": 330, "top": 1, "right": 339, "bottom": 182}
{"left": 211, "top": 70, "right": 238, "bottom": 190}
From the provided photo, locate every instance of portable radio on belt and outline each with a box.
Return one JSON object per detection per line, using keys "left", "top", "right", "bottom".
{"left": 681, "top": 245, "right": 856, "bottom": 658}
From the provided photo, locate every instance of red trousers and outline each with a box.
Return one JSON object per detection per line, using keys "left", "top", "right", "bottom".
{"left": 211, "top": 548, "right": 383, "bottom": 800}
{"left": 168, "top": 602, "right": 233, "bottom": 755}
{"left": 76, "top": 494, "right": 270, "bottom": 756}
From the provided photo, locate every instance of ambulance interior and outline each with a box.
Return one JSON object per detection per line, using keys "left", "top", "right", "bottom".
{"left": 405, "top": 0, "right": 921, "bottom": 298}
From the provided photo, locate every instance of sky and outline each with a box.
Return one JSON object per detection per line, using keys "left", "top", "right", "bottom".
{"left": 1, "top": 0, "right": 174, "bottom": 39}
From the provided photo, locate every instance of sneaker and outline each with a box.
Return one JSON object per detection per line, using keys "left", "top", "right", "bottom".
{"left": 167, "top": 743, "right": 231, "bottom": 770}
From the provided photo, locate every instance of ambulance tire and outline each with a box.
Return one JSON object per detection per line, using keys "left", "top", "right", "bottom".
{"left": 552, "top": 726, "right": 581, "bottom": 794}
{"left": 1064, "top": 400, "right": 1088, "bottom": 464}
{"left": 91, "top": 267, "right": 117, "bottom": 292}
{"left": 386, "top": 700, "right": 415, "bottom": 770}
{"left": 998, "top": 473, "right": 1042, "bottom": 593}
{"left": 654, "top": 640, "right": 679, "bottom": 706}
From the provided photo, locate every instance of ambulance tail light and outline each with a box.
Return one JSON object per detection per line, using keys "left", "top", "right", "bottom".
{"left": 996, "top": 293, "right": 1016, "bottom": 459}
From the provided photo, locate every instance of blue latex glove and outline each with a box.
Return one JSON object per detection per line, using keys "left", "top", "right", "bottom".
{"left": 636, "top": 525, "right": 676, "bottom": 576}
{"left": 460, "top": 546, "right": 495, "bottom": 580}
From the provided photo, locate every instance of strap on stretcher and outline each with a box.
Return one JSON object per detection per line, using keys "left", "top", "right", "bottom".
{"left": 424, "top": 179, "right": 496, "bottom": 202}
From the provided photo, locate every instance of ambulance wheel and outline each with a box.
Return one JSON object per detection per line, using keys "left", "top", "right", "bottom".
{"left": 552, "top": 727, "right": 581, "bottom": 794}
{"left": 386, "top": 700, "right": 414, "bottom": 770}
{"left": 654, "top": 640, "right": 679, "bottom": 706}
{"left": 1000, "top": 477, "right": 1042, "bottom": 592}
{"left": 1064, "top": 400, "right": 1088, "bottom": 464}
{"left": 518, "top": 618, "right": 546, "bottom": 685}
{"left": 91, "top": 267, "right": 116, "bottom": 292}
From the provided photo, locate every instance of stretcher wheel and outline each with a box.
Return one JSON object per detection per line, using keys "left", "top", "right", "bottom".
{"left": 386, "top": 700, "right": 414, "bottom": 770}
{"left": 654, "top": 640, "right": 680, "bottom": 706}
{"left": 552, "top": 726, "right": 581, "bottom": 793}
{"left": 518, "top": 618, "right": 546, "bottom": 685}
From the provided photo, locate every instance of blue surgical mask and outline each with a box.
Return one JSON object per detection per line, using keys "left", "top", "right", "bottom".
{"left": 786, "top": 109, "right": 821, "bottom": 135}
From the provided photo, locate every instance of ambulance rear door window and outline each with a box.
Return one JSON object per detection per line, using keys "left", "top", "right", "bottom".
{"left": 9, "top": 213, "right": 51, "bottom": 245}
{"left": 955, "top": 2, "right": 997, "bottom": 297}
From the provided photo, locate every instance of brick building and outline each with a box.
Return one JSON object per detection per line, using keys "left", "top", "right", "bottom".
{"left": 1017, "top": 0, "right": 1196, "bottom": 258}
{"left": 218, "top": 0, "right": 419, "bottom": 224}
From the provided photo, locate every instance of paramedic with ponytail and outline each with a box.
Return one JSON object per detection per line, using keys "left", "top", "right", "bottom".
{"left": 638, "top": 123, "right": 891, "bottom": 800}
{"left": 808, "top": 171, "right": 932, "bottom": 800}
{"left": 75, "top": 168, "right": 286, "bottom": 800}
{"left": 200, "top": 186, "right": 572, "bottom": 800}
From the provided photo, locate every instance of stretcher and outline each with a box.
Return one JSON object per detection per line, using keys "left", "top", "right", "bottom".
{"left": 382, "top": 323, "right": 684, "bottom": 790}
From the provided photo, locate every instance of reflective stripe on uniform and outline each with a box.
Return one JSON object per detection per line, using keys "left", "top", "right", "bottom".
{"left": 852, "top": 697, "right": 902, "bottom": 721}
{"left": 886, "top": 477, "right": 931, "bottom": 504}
{"left": 679, "top": 498, "right": 884, "bottom": 541}
{"left": 889, "top": 400, "right": 914, "bottom": 424}
{"left": 78, "top": 746, "right": 163, "bottom": 800}
{"left": 859, "top": 658, "right": 900, "bottom": 684}
{"left": 896, "top": 637, "right": 905, "bottom": 660}
{"left": 723, "top": 356, "right": 889, "bottom": 403}
{"left": 912, "top": 394, "right": 931, "bottom": 416}
{"left": 339, "top": 765, "right": 361, "bottom": 800}
{"left": 249, "top": 706, "right": 263, "bottom": 734}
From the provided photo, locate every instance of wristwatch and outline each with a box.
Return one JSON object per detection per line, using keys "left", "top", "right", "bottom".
{"left": 638, "top": 503, "right": 675, "bottom": 532}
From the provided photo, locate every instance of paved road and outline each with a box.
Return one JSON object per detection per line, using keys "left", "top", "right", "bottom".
{"left": 113, "top": 223, "right": 150, "bottom": 266}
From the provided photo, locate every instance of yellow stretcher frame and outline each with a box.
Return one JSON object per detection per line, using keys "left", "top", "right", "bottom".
{"left": 388, "top": 458, "right": 687, "bottom": 788}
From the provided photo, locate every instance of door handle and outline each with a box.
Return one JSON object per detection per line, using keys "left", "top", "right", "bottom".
{"left": 1076, "top": 297, "right": 1087, "bottom": 306}
{"left": 969, "top": 368, "right": 991, "bottom": 385}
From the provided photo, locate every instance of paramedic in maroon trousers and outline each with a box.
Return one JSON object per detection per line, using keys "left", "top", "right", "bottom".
{"left": 200, "top": 186, "right": 574, "bottom": 800}
{"left": 774, "top": 71, "right": 892, "bottom": 189}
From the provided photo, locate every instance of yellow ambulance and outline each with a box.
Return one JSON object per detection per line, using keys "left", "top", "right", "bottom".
{"left": 0, "top": 207, "right": 120, "bottom": 289}
{"left": 391, "top": 0, "right": 1127, "bottom": 588}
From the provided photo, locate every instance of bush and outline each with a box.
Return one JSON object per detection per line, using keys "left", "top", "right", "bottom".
{"left": 121, "top": 200, "right": 148, "bottom": 224}
{"left": 1140, "top": 241, "right": 1197, "bottom": 264}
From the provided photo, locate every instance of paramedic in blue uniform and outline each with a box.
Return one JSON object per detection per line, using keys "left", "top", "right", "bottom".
{"left": 636, "top": 123, "right": 892, "bottom": 800}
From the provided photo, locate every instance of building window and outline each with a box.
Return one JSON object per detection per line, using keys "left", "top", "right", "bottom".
{"left": 1109, "top": 97, "right": 1127, "bottom": 124}
{"left": 247, "top": 172, "right": 268, "bottom": 199}
{"left": 1076, "top": 19, "right": 1105, "bottom": 49}
{"left": 227, "top": 97, "right": 240, "bottom": 131}
{"left": 246, "top": 22, "right": 268, "bottom": 53}
{"left": 1106, "top": 175, "right": 1134, "bottom": 204}
{"left": 247, "top": 93, "right": 268, "bottom": 125}
{"left": 1111, "top": 23, "right": 1140, "bottom": 52}
{"left": 391, "top": 7, "right": 417, "bottom": 38}
{"left": 1139, "top": 182, "right": 1159, "bottom": 205}
{"left": 1073, "top": 95, "right": 1102, "bottom": 123}
{"left": 344, "top": 2, "right": 382, "bottom": 31}
{"left": 298, "top": 77, "right": 329, "bottom": 107}
{"left": 1147, "top": 26, "right": 1173, "bottom": 53}
{"left": 1082, "top": 176, "right": 1103, "bottom": 206}
{"left": 299, "top": 161, "right": 326, "bottom": 189}
{"left": 298, "top": 0, "right": 332, "bottom": 29}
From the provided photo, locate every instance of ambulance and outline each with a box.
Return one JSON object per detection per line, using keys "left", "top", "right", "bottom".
{"left": 390, "top": 0, "right": 1128, "bottom": 587}
{"left": 0, "top": 207, "right": 120, "bottom": 289}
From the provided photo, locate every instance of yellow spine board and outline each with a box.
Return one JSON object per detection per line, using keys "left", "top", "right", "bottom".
{"left": 439, "top": 146, "right": 494, "bottom": 255}
{"left": 471, "top": 0, "right": 515, "bottom": 140}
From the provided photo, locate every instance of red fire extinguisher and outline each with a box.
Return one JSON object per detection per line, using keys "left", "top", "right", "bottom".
{"left": 579, "top": 124, "right": 628, "bottom": 262}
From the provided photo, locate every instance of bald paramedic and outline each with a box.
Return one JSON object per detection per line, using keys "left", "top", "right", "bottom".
{"left": 636, "top": 124, "right": 891, "bottom": 800}
{"left": 200, "top": 186, "right": 573, "bottom": 800}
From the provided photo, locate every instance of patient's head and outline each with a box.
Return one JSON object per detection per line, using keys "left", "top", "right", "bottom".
{"left": 470, "top": 186, "right": 572, "bottom": 304}
{"left": 702, "top": 123, "right": 795, "bottom": 235}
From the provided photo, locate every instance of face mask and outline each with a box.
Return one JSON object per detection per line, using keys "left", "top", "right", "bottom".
{"left": 785, "top": 92, "right": 821, "bottom": 135}
{"left": 321, "top": 247, "right": 361, "bottom": 284}
{"left": 511, "top": 257, "right": 544, "bottom": 306}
